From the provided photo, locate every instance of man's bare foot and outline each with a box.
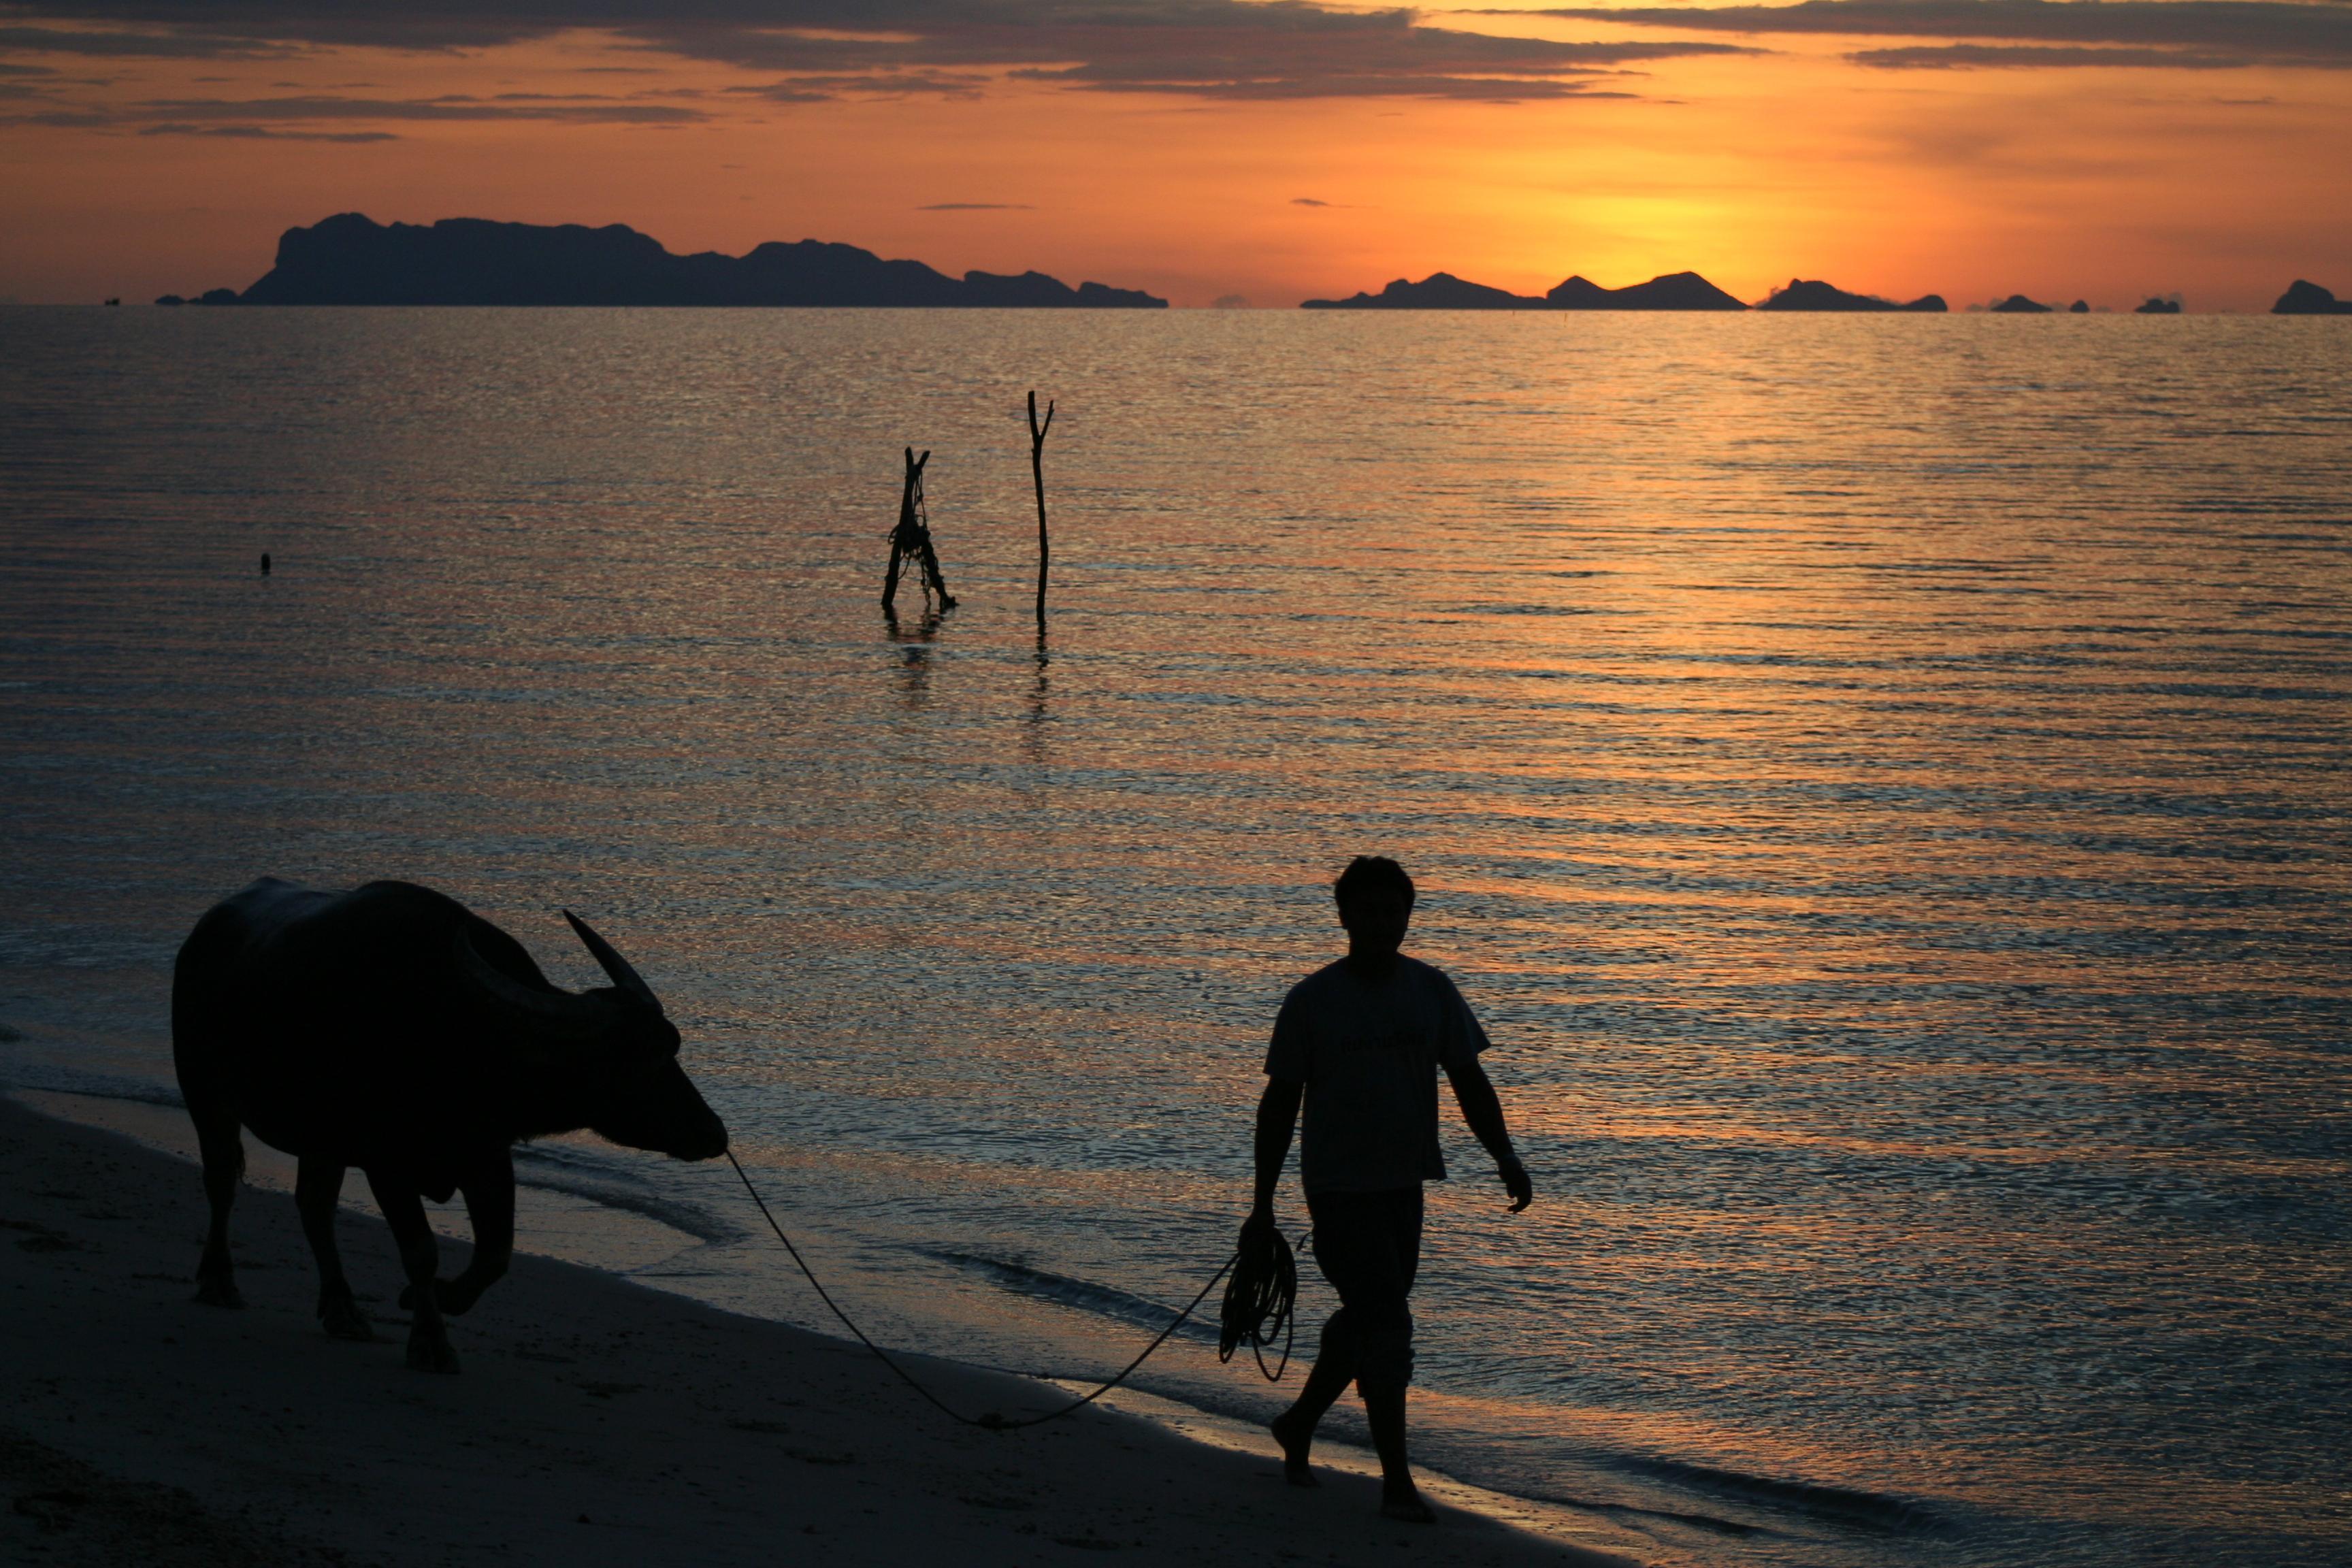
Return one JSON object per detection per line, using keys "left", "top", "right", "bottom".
{"left": 1379, "top": 1482, "right": 1435, "bottom": 1524}
{"left": 1269, "top": 1409, "right": 1318, "bottom": 1487}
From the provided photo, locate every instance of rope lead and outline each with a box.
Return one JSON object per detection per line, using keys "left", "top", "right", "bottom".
{"left": 726, "top": 1149, "right": 1294, "bottom": 1431}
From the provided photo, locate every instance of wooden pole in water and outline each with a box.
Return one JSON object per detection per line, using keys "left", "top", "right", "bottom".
{"left": 882, "top": 446, "right": 956, "bottom": 612}
{"left": 1027, "top": 390, "right": 1054, "bottom": 632}
{"left": 881, "top": 446, "right": 928, "bottom": 612}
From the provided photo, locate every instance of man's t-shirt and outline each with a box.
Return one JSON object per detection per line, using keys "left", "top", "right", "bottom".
{"left": 1263, "top": 956, "right": 1490, "bottom": 1194}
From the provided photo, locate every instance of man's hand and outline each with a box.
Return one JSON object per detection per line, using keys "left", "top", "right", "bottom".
{"left": 1497, "top": 1155, "right": 1533, "bottom": 1213}
{"left": 1447, "top": 1059, "right": 1529, "bottom": 1211}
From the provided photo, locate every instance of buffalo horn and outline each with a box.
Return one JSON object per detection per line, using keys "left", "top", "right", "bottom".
{"left": 453, "top": 928, "right": 602, "bottom": 1034}
{"left": 564, "top": 910, "right": 659, "bottom": 1007}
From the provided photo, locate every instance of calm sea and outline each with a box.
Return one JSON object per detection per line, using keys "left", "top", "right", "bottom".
{"left": 3, "top": 306, "right": 2347, "bottom": 1567}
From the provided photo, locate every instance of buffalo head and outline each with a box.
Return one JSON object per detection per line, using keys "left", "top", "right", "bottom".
{"left": 454, "top": 911, "right": 729, "bottom": 1162}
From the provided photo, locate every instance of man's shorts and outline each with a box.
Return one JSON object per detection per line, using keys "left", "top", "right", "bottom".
{"left": 1305, "top": 1185, "right": 1424, "bottom": 1388}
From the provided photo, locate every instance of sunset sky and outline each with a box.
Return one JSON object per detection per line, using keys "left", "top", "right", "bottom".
{"left": 2, "top": 0, "right": 2347, "bottom": 310}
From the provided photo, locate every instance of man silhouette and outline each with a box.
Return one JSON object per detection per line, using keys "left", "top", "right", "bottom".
{"left": 1250, "top": 855, "right": 1533, "bottom": 1522}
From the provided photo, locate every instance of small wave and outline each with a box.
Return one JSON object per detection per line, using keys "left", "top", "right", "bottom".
{"left": 510, "top": 1142, "right": 743, "bottom": 1247}
{"left": 0, "top": 1062, "right": 187, "bottom": 1109}
{"left": 1606, "top": 1455, "right": 1945, "bottom": 1534}
{"left": 919, "top": 1247, "right": 1223, "bottom": 1345}
{"left": 924, "top": 1240, "right": 1942, "bottom": 1542}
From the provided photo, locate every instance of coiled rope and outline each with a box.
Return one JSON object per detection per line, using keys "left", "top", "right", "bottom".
{"left": 726, "top": 1149, "right": 1296, "bottom": 1431}
{"left": 1220, "top": 1217, "right": 1299, "bottom": 1381}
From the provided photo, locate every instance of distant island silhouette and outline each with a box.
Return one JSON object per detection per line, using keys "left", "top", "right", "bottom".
{"left": 1758, "top": 279, "right": 1946, "bottom": 312}
{"left": 1550, "top": 273, "right": 1748, "bottom": 310}
{"left": 1301, "top": 271, "right": 1951, "bottom": 311}
{"left": 2273, "top": 280, "right": 2352, "bottom": 315}
{"left": 1302, "top": 270, "right": 1750, "bottom": 310}
{"left": 138, "top": 222, "right": 2341, "bottom": 314}
{"left": 154, "top": 213, "right": 1166, "bottom": 308}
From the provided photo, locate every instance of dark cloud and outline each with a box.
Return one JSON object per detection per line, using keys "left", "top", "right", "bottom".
{"left": 916, "top": 200, "right": 1032, "bottom": 208}
{"left": 139, "top": 120, "right": 397, "bottom": 138}
{"left": 1525, "top": 1, "right": 2352, "bottom": 69}
{"left": 4, "top": 88, "right": 710, "bottom": 129}
{"left": 634, "top": 10, "right": 1652, "bottom": 100}
{"left": 1034, "top": 71, "right": 1639, "bottom": 100}
{"left": 0, "top": 22, "right": 287, "bottom": 56}
{"left": 131, "top": 93, "right": 706, "bottom": 120}
{"left": 0, "top": 1, "right": 1752, "bottom": 101}
{"left": 1292, "top": 195, "right": 1330, "bottom": 204}
{"left": 1850, "top": 43, "right": 2261, "bottom": 67}
{"left": 725, "top": 70, "right": 992, "bottom": 98}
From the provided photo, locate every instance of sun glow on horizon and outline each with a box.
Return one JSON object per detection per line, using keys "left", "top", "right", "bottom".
{"left": 0, "top": 5, "right": 2345, "bottom": 309}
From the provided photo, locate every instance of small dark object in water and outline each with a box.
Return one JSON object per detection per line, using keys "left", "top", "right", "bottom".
{"left": 2069, "top": 299, "right": 2090, "bottom": 313}
{"left": 1991, "top": 294, "right": 2053, "bottom": 314}
{"left": 259, "top": 552, "right": 271, "bottom": 575}
{"left": 2136, "top": 297, "right": 2183, "bottom": 314}
{"left": 881, "top": 447, "right": 955, "bottom": 613}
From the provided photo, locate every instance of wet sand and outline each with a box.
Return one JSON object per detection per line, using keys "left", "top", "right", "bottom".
{"left": 0, "top": 1094, "right": 1633, "bottom": 1567}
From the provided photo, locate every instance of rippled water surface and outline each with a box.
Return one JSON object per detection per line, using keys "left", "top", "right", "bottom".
{"left": 3, "top": 306, "right": 2347, "bottom": 1567}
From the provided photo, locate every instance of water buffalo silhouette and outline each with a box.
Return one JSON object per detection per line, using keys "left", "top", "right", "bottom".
{"left": 173, "top": 877, "right": 729, "bottom": 1372}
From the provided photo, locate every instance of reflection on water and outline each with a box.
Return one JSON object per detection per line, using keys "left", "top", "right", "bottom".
{"left": 1, "top": 306, "right": 2347, "bottom": 1568}
{"left": 885, "top": 605, "right": 945, "bottom": 708}
{"left": 1027, "top": 631, "right": 1052, "bottom": 761}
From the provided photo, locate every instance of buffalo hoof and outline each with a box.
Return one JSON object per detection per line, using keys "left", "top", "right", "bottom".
{"left": 406, "top": 1337, "right": 461, "bottom": 1375}
{"left": 398, "top": 1278, "right": 480, "bottom": 1316}
{"left": 193, "top": 1278, "right": 244, "bottom": 1310}
{"left": 320, "top": 1299, "right": 375, "bottom": 1342}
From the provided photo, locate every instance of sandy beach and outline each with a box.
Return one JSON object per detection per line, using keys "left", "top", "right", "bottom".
{"left": 0, "top": 1093, "right": 1631, "bottom": 1568}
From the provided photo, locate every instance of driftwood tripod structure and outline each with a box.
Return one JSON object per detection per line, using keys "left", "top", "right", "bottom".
{"left": 881, "top": 446, "right": 956, "bottom": 614}
{"left": 1028, "top": 391, "right": 1054, "bottom": 631}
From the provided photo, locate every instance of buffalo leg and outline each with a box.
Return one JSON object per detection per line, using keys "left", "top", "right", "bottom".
{"left": 189, "top": 1102, "right": 246, "bottom": 1308}
{"left": 296, "top": 1159, "right": 374, "bottom": 1341}
{"left": 365, "top": 1168, "right": 459, "bottom": 1374}
{"left": 438, "top": 1147, "right": 514, "bottom": 1316}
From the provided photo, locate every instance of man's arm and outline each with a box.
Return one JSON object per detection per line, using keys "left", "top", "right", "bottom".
{"left": 1250, "top": 1077, "right": 1304, "bottom": 1223}
{"left": 1445, "top": 1058, "right": 1533, "bottom": 1212}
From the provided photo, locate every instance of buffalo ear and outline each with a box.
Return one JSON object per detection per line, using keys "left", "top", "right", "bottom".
{"left": 563, "top": 910, "right": 661, "bottom": 1009}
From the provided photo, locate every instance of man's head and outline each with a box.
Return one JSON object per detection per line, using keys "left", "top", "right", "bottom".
{"left": 1334, "top": 855, "right": 1415, "bottom": 960}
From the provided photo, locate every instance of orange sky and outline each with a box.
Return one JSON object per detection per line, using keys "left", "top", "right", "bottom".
{"left": 2, "top": 3, "right": 2347, "bottom": 310}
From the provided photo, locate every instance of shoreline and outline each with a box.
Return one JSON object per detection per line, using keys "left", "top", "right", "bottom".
{"left": 1, "top": 1091, "right": 1643, "bottom": 1566}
